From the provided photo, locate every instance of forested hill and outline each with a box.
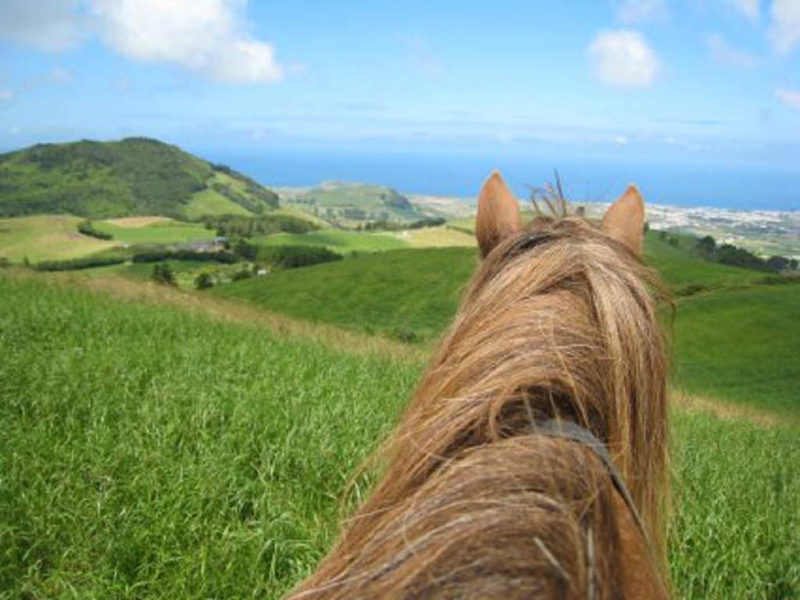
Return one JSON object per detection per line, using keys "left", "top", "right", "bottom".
{"left": 0, "top": 138, "right": 279, "bottom": 219}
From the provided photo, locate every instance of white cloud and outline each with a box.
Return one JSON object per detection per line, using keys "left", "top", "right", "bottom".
{"left": 0, "top": 90, "right": 15, "bottom": 102}
{"left": 0, "top": 0, "right": 284, "bottom": 84}
{"left": 0, "top": 0, "right": 85, "bottom": 51}
{"left": 776, "top": 87, "right": 800, "bottom": 109}
{"left": 728, "top": 0, "right": 760, "bottom": 21}
{"left": 588, "top": 30, "right": 660, "bottom": 89}
{"left": 87, "top": 0, "right": 283, "bottom": 83}
{"left": 613, "top": 0, "right": 668, "bottom": 23}
{"left": 707, "top": 33, "right": 760, "bottom": 67}
{"left": 770, "top": 0, "right": 800, "bottom": 54}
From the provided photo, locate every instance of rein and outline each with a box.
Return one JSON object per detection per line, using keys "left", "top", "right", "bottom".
{"left": 533, "top": 419, "right": 653, "bottom": 555}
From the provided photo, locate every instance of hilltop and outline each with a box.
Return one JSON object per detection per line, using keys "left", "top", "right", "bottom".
{"left": 277, "top": 181, "right": 427, "bottom": 226}
{"left": 0, "top": 138, "right": 280, "bottom": 219}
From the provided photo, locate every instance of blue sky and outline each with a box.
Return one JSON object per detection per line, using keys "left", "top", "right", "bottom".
{"left": 1, "top": 0, "right": 799, "bottom": 169}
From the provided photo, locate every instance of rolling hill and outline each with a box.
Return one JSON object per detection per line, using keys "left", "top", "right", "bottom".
{"left": 1, "top": 270, "right": 797, "bottom": 598}
{"left": 279, "top": 182, "right": 426, "bottom": 225}
{"left": 0, "top": 138, "right": 280, "bottom": 219}
{"left": 214, "top": 231, "right": 800, "bottom": 417}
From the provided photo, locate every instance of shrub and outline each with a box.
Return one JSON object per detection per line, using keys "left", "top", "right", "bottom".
{"left": 34, "top": 256, "right": 126, "bottom": 271}
{"left": 77, "top": 220, "right": 113, "bottom": 240}
{"left": 151, "top": 263, "right": 177, "bottom": 286}
{"left": 133, "top": 249, "right": 239, "bottom": 264}
{"left": 231, "top": 269, "right": 253, "bottom": 282}
{"left": 194, "top": 272, "right": 214, "bottom": 290}
{"left": 260, "top": 245, "right": 343, "bottom": 269}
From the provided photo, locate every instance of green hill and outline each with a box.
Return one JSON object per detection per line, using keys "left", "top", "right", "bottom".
{"left": 1, "top": 272, "right": 797, "bottom": 598}
{"left": 281, "top": 182, "right": 423, "bottom": 225}
{"left": 214, "top": 232, "right": 799, "bottom": 416}
{"left": 0, "top": 138, "right": 279, "bottom": 219}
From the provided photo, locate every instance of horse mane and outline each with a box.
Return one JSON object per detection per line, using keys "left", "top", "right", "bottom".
{"left": 289, "top": 213, "right": 671, "bottom": 599}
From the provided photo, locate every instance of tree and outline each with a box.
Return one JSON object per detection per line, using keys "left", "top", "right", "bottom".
{"left": 765, "top": 256, "right": 790, "bottom": 272}
{"left": 151, "top": 263, "right": 177, "bottom": 286}
{"left": 695, "top": 235, "right": 716, "bottom": 258}
{"left": 194, "top": 272, "right": 214, "bottom": 290}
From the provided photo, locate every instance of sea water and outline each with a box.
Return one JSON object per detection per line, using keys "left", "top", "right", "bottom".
{"left": 206, "top": 148, "right": 800, "bottom": 212}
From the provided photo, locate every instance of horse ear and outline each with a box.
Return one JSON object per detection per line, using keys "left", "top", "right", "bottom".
{"left": 602, "top": 184, "right": 645, "bottom": 255}
{"left": 476, "top": 170, "right": 522, "bottom": 258}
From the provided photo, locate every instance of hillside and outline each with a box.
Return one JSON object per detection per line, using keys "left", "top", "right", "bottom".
{"left": 214, "top": 233, "right": 800, "bottom": 417}
{"left": 1, "top": 272, "right": 797, "bottom": 598}
{"left": 0, "top": 138, "right": 279, "bottom": 219}
{"left": 278, "top": 182, "right": 425, "bottom": 225}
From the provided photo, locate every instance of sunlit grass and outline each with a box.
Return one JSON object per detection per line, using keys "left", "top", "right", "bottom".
{"left": 1, "top": 273, "right": 797, "bottom": 599}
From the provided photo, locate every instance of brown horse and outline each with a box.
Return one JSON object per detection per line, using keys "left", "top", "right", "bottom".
{"left": 289, "top": 172, "right": 671, "bottom": 599}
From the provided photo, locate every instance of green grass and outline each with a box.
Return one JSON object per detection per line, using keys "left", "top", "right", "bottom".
{"left": 253, "top": 230, "right": 408, "bottom": 254}
{"left": 285, "top": 183, "right": 421, "bottom": 223}
{"left": 644, "top": 233, "right": 764, "bottom": 294}
{"left": 93, "top": 219, "right": 217, "bottom": 245}
{"left": 0, "top": 215, "right": 117, "bottom": 262}
{"left": 183, "top": 189, "right": 252, "bottom": 219}
{"left": 1, "top": 273, "right": 797, "bottom": 598}
{"left": 674, "top": 284, "right": 800, "bottom": 416}
{"left": 215, "top": 241, "right": 800, "bottom": 416}
{"left": 0, "top": 138, "right": 278, "bottom": 220}
{"left": 0, "top": 273, "right": 416, "bottom": 598}
{"left": 667, "top": 411, "right": 799, "bottom": 598}
{"left": 214, "top": 247, "right": 479, "bottom": 341}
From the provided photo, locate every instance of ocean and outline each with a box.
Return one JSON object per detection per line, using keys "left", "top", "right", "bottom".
{"left": 206, "top": 148, "right": 800, "bottom": 212}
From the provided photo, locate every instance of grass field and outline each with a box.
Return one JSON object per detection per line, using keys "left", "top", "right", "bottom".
{"left": 390, "top": 225, "right": 476, "bottom": 248}
{"left": 674, "top": 284, "right": 800, "bottom": 415}
{"left": 1, "top": 272, "right": 797, "bottom": 598}
{"left": 183, "top": 189, "right": 252, "bottom": 219}
{"left": 253, "top": 230, "right": 409, "bottom": 254}
{"left": 214, "top": 247, "right": 479, "bottom": 341}
{"left": 215, "top": 240, "right": 800, "bottom": 418}
{"left": 0, "top": 215, "right": 117, "bottom": 262}
{"left": 93, "top": 219, "right": 217, "bottom": 245}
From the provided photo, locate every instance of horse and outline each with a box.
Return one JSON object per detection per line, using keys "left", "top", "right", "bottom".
{"left": 288, "top": 171, "right": 671, "bottom": 599}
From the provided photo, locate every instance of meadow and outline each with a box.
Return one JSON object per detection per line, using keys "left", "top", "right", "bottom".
{"left": 253, "top": 229, "right": 408, "bottom": 254}
{"left": 1, "top": 272, "right": 797, "bottom": 599}
{"left": 92, "top": 219, "right": 216, "bottom": 246}
{"left": 214, "top": 235, "right": 800, "bottom": 419}
{"left": 0, "top": 215, "right": 117, "bottom": 263}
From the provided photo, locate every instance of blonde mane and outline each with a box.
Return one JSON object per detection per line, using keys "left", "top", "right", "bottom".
{"left": 289, "top": 178, "right": 671, "bottom": 599}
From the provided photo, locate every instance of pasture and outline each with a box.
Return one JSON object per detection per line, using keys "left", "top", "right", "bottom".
{"left": 92, "top": 219, "right": 216, "bottom": 246}
{"left": 253, "top": 229, "right": 408, "bottom": 254}
{"left": 0, "top": 215, "right": 116, "bottom": 263}
{"left": 0, "top": 272, "right": 797, "bottom": 598}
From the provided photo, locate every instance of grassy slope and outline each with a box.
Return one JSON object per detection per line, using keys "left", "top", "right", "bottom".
{"left": 214, "top": 234, "right": 763, "bottom": 340}
{"left": 0, "top": 138, "right": 278, "bottom": 219}
{"left": 1, "top": 273, "right": 797, "bottom": 598}
{"left": 184, "top": 189, "right": 252, "bottom": 219}
{"left": 215, "top": 235, "right": 799, "bottom": 416}
{"left": 286, "top": 184, "right": 421, "bottom": 222}
{"left": 93, "top": 219, "right": 217, "bottom": 245}
{"left": 674, "top": 284, "right": 800, "bottom": 415}
{"left": 0, "top": 216, "right": 220, "bottom": 263}
{"left": 0, "top": 215, "right": 117, "bottom": 262}
{"left": 253, "top": 230, "right": 408, "bottom": 254}
{"left": 397, "top": 225, "right": 476, "bottom": 248}
{"left": 214, "top": 247, "right": 479, "bottom": 341}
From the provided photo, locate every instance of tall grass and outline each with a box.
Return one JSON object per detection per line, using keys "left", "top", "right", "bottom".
{"left": 1, "top": 273, "right": 798, "bottom": 598}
